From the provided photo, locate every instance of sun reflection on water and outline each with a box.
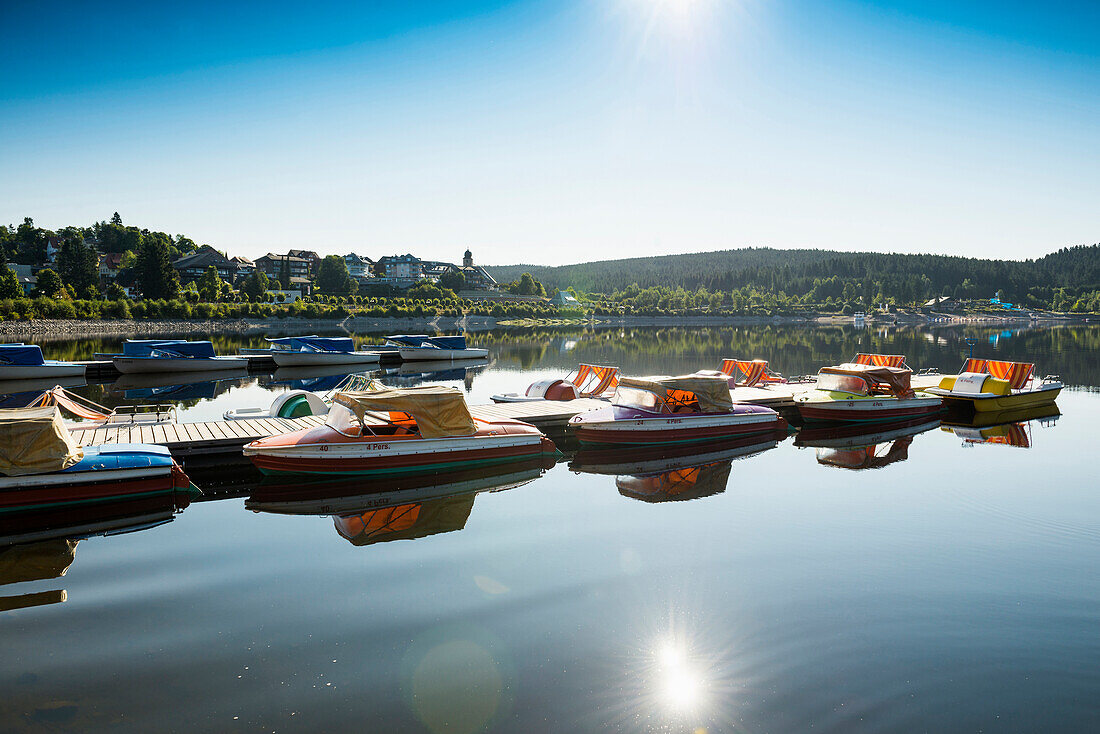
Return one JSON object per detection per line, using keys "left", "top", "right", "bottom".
{"left": 603, "top": 617, "right": 741, "bottom": 732}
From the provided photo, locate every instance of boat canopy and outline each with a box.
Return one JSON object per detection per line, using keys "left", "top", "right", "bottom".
{"left": 0, "top": 406, "right": 84, "bottom": 476}
{"left": 616, "top": 375, "right": 734, "bottom": 412}
{"left": 268, "top": 336, "right": 354, "bottom": 353}
{"left": 819, "top": 364, "right": 915, "bottom": 398}
{"left": 386, "top": 334, "right": 467, "bottom": 350}
{"left": 120, "top": 339, "right": 186, "bottom": 356}
{"left": 853, "top": 353, "right": 907, "bottom": 368}
{"left": 123, "top": 340, "right": 216, "bottom": 358}
{"left": 332, "top": 386, "right": 477, "bottom": 438}
{"left": 0, "top": 344, "right": 46, "bottom": 366}
{"left": 961, "top": 358, "right": 1034, "bottom": 390}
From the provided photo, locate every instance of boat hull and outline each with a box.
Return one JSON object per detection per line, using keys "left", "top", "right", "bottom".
{"left": 0, "top": 465, "right": 191, "bottom": 516}
{"left": 113, "top": 356, "right": 250, "bottom": 374}
{"left": 397, "top": 348, "right": 489, "bottom": 361}
{"left": 0, "top": 363, "right": 87, "bottom": 380}
{"left": 570, "top": 407, "right": 786, "bottom": 447}
{"left": 245, "top": 431, "right": 558, "bottom": 477}
{"left": 271, "top": 351, "right": 381, "bottom": 368}
{"left": 796, "top": 393, "right": 943, "bottom": 423}
{"left": 930, "top": 385, "right": 1061, "bottom": 413}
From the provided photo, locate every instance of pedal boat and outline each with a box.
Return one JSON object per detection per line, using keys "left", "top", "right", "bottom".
{"left": 492, "top": 363, "right": 619, "bottom": 403}
{"left": 109, "top": 340, "right": 248, "bottom": 374}
{"left": 568, "top": 374, "right": 786, "bottom": 446}
{"left": 795, "top": 363, "right": 943, "bottom": 423}
{"left": 0, "top": 344, "right": 86, "bottom": 380}
{"left": 242, "top": 385, "right": 558, "bottom": 476}
{"left": 383, "top": 335, "right": 489, "bottom": 361}
{"left": 0, "top": 407, "right": 193, "bottom": 516}
{"left": 922, "top": 358, "right": 1062, "bottom": 412}
{"left": 266, "top": 336, "right": 381, "bottom": 368}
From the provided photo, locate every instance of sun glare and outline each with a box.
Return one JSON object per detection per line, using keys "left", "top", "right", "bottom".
{"left": 652, "top": 636, "right": 708, "bottom": 714}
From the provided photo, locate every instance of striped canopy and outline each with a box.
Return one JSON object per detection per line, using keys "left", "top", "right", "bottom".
{"left": 962, "top": 359, "right": 1034, "bottom": 390}
{"left": 853, "top": 353, "right": 907, "bottom": 368}
{"left": 719, "top": 359, "right": 769, "bottom": 387}
{"left": 567, "top": 364, "right": 620, "bottom": 397}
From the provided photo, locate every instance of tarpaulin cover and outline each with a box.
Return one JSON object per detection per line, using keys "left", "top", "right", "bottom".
{"left": 819, "top": 364, "right": 915, "bottom": 398}
{"left": 0, "top": 406, "right": 84, "bottom": 476}
{"left": 270, "top": 336, "right": 353, "bottom": 352}
{"left": 333, "top": 386, "right": 477, "bottom": 438}
{"left": 149, "top": 341, "right": 217, "bottom": 358}
{"left": 266, "top": 335, "right": 319, "bottom": 344}
{"left": 617, "top": 374, "right": 734, "bottom": 412}
{"left": 121, "top": 339, "right": 187, "bottom": 356}
{"left": 0, "top": 345, "right": 46, "bottom": 366}
{"left": 386, "top": 334, "right": 467, "bottom": 350}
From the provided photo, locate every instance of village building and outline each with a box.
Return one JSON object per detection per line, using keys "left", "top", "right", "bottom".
{"left": 344, "top": 253, "right": 374, "bottom": 281}
{"left": 172, "top": 246, "right": 239, "bottom": 284}
{"left": 458, "top": 249, "right": 497, "bottom": 290}
{"left": 376, "top": 254, "right": 424, "bottom": 280}
{"left": 551, "top": 291, "right": 581, "bottom": 307}
{"left": 230, "top": 256, "right": 256, "bottom": 278}
{"left": 287, "top": 249, "right": 322, "bottom": 276}
{"left": 98, "top": 252, "right": 125, "bottom": 281}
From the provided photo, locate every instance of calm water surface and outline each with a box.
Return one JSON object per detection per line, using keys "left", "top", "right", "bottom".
{"left": 2, "top": 324, "right": 1098, "bottom": 732}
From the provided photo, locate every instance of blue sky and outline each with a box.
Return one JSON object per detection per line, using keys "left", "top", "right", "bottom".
{"left": 2, "top": 0, "right": 1097, "bottom": 264}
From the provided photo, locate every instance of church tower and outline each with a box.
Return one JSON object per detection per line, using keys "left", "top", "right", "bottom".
{"left": 463, "top": 249, "right": 473, "bottom": 267}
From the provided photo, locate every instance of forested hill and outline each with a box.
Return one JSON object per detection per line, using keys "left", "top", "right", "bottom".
{"left": 486, "top": 245, "right": 1100, "bottom": 304}
{"left": 488, "top": 248, "right": 834, "bottom": 294}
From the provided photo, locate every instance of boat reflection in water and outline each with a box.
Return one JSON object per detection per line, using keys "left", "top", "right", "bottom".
{"left": 381, "top": 358, "right": 489, "bottom": 390}
{"left": 262, "top": 365, "right": 374, "bottom": 393}
{"left": 246, "top": 456, "right": 555, "bottom": 546}
{"left": 109, "top": 369, "right": 251, "bottom": 401}
{"left": 941, "top": 404, "right": 1060, "bottom": 449}
{"left": 795, "top": 416, "right": 941, "bottom": 470}
{"left": 569, "top": 430, "right": 787, "bottom": 502}
{"left": 0, "top": 490, "right": 195, "bottom": 612}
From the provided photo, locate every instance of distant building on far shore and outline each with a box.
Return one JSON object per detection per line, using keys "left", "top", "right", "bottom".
{"left": 551, "top": 291, "right": 580, "bottom": 307}
{"left": 344, "top": 253, "right": 374, "bottom": 280}
{"left": 459, "top": 249, "right": 497, "bottom": 290}
{"left": 172, "top": 245, "right": 238, "bottom": 284}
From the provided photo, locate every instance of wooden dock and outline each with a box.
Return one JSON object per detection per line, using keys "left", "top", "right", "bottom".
{"left": 69, "top": 398, "right": 607, "bottom": 461}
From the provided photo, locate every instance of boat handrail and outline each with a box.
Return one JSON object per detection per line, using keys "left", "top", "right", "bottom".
{"left": 109, "top": 404, "right": 179, "bottom": 424}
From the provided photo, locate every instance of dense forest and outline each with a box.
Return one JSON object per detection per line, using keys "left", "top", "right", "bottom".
{"left": 489, "top": 245, "right": 1100, "bottom": 312}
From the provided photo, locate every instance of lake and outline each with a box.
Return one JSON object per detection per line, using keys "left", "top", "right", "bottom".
{"left": 2, "top": 323, "right": 1098, "bottom": 732}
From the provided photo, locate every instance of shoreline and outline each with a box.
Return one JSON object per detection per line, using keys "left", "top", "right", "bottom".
{"left": 0, "top": 312, "right": 1084, "bottom": 341}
